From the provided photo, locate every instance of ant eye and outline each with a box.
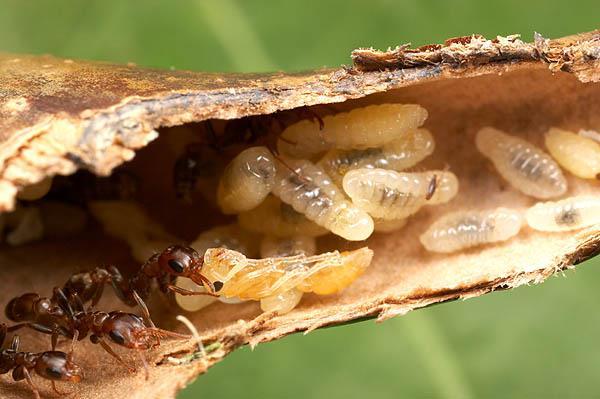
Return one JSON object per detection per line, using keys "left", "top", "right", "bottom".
{"left": 168, "top": 259, "right": 185, "bottom": 273}
{"left": 109, "top": 330, "right": 126, "bottom": 345}
{"left": 45, "top": 366, "right": 64, "bottom": 379}
{"left": 213, "top": 281, "right": 224, "bottom": 292}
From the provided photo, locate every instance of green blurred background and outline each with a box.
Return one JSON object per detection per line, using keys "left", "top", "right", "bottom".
{"left": 1, "top": 1, "right": 598, "bottom": 397}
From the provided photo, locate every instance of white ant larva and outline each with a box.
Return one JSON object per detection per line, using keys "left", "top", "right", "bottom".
{"left": 373, "top": 218, "right": 408, "bottom": 233}
{"left": 16, "top": 176, "right": 53, "bottom": 201}
{"left": 238, "top": 195, "right": 328, "bottom": 237}
{"left": 277, "top": 104, "right": 428, "bottom": 158}
{"left": 318, "top": 128, "right": 435, "bottom": 187}
{"left": 545, "top": 128, "right": 600, "bottom": 180}
{"left": 342, "top": 168, "right": 459, "bottom": 219}
{"left": 578, "top": 129, "right": 600, "bottom": 143}
{"left": 217, "top": 146, "right": 278, "bottom": 214}
{"left": 260, "top": 235, "right": 317, "bottom": 258}
{"left": 525, "top": 196, "right": 600, "bottom": 232}
{"left": 419, "top": 208, "right": 523, "bottom": 253}
{"left": 272, "top": 158, "right": 374, "bottom": 241}
{"left": 476, "top": 127, "right": 567, "bottom": 199}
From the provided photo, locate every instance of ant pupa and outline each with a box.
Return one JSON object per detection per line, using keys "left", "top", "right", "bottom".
{"left": 476, "top": 127, "right": 567, "bottom": 199}
{"left": 260, "top": 235, "right": 317, "bottom": 258}
{"left": 544, "top": 128, "right": 600, "bottom": 180}
{"left": 317, "top": 128, "right": 436, "bottom": 187}
{"left": 277, "top": 103, "right": 428, "bottom": 158}
{"left": 217, "top": 146, "right": 278, "bottom": 214}
{"left": 525, "top": 196, "right": 600, "bottom": 232}
{"left": 342, "top": 169, "right": 459, "bottom": 219}
{"left": 419, "top": 207, "right": 523, "bottom": 253}
{"left": 0, "top": 324, "right": 83, "bottom": 399}
{"left": 238, "top": 195, "right": 328, "bottom": 238}
{"left": 271, "top": 158, "right": 374, "bottom": 241}
{"left": 16, "top": 176, "right": 53, "bottom": 201}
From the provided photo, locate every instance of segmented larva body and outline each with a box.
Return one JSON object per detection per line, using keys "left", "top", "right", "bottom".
{"left": 238, "top": 196, "right": 328, "bottom": 237}
{"left": 476, "top": 127, "right": 567, "bottom": 199}
{"left": 190, "top": 223, "right": 259, "bottom": 257}
{"left": 342, "top": 169, "right": 459, "bottom": 219}
{"left": 419, "top": 208, "right": 523, "bottom": 253}
{"left": 217, "top": 146, "right": 278, "bottom": 214}
{"left": 318, "top": 128, "right": 435, "bottom": 187}
{"left": 272, "top": 159, "right": 374, "bottom": 241}
{"left": 202, "top": 246, "right": 373, "bottom": 301}
{"left": 545, "top": 128, "right": 600, "bottom": 180}
{"left": 373, "top": 218, "right": 408, "bottom": 233}
{"left": 277, "top": 104, "right": 428, "bottom": 158}
{"left": 260, "top": 235, "right": 317, "bottom": 258}
{"left": 525, "top": 196, "right": 600, "bottom": 232}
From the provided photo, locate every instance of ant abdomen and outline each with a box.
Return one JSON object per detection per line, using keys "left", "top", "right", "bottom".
{"left": 544, "top": 128, "right": 600, "bottom": 180}
{"left": 342, "top": 169, "right": 459, "bottom": 219}
{"left": 419, "top": 208, "right": 523, "bottom": 253}
{"left": 272, "top": 159, "right": 374, "bottom": 241}
{"left": 476, "top": 127, "right": 567, "bottom": 198}
{"left": 238, "top": 196, "right": 328, "bottom": 238}
{"left": 217, "top": 146, "right": 278, "bottom": 214}
{"left": 277, "top": 103, "right": 428, "bottom": 158}
{"left": 525, "top": 196, "right": 600, "bottom": 232}
{"left": 318, "top": 128, "right": 435, "bottom": 186}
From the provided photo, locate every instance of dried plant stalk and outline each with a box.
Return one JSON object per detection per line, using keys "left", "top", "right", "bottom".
{"left": 0, "top": 31, "right": 599, "bottom": 399}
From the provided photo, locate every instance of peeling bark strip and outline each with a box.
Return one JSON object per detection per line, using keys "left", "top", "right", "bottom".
{"left": 0, "top": 31, "right": 599, "bottom": 399}
{"left": 352, "top": 31, "right": 600, "bottom": 74}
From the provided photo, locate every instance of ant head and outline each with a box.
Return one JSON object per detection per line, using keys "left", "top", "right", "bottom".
{"left": 36, "top": 351, "right": 83, "bottom": 383}
{"left": 102, "top": 312, "right": 156, "bottom": 350}
{"left": 158, "top": 245, "right": 202, "bottom": 277}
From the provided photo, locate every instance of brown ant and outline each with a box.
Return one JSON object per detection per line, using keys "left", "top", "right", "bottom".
{"left": 0, "top": 323, "right": 82, "bottom": 399}
{"left": 5, "top": 287, "right": 189, "bottom": 378}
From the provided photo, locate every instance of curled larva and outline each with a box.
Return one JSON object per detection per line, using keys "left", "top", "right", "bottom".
{"left": 217, "top": 146, "right": 277, "bottom": 214}
{"left": 544, "top": 128, "right": 600, "bottom": 180}
{"left": 260, "top": 235, "right": 317, "bottom": 258}
{"left": 419, "top": 208, "right": 523, "bottom": 253}
{"left": 16, "top": 176, "right": 53, "bottom": 201}
{"left": 318, "top": 128, "right": 435, "bottom": 187}
{"left": 272, "top": 159, "right": 374, "bottom": 241}
{"left": 238, "top": 195, "right": 328, "bottom": 237}
{"left": 373, "top": 217, "right": 408, "bottom": 233}
{"left": 202, "top": 246, "right": 373, "bottom": 300}
{"left": 191, "top": 223, "right": 260, "bottom": 258}
{"left": 277, "top": 103, "right": 428, "bottom": 158}
{"left": 342, "top": 169, "right": 459, "bottom": 219}
{"left": 525, "top": 196, "right": 600, "bottom": 232}
{"left": 476, "top": 127, "right": 567, "bottom": 198}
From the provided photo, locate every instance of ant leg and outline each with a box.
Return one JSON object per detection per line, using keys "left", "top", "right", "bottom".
{"left": 167, "top": 285, "right": 219, "bottom": 297}
{"left": 137, "top": 350, "right": 149, "bottom": 381}
{"left": 51, "top": 380, "right": 67, "bottom": 396}
{"left": 22, "top": 368, "right": 41, "bottom": 399}
{"left": 132, "top": 291, "right": 156, "bottom": 329}
{"left": 94, "top": 337, "right": 136, "bottom": 373}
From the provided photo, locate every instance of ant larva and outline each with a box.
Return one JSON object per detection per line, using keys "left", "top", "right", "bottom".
{"left": 342, "top": 169, "right": 458, "bottom": 219}
{"left": 419, "top": 207, "right": 523, "bottom": 253}
{"left": 544, "top": 128, "right": 600, "bottom": 180}
{"left": 277, "top": 103, "right": 428, "bottom": 159}
{"left": 172, "top": 245, "right": 373, "bottom": 314}
{"left": 525, "top": 196, "right": 600, "bottom": 232}
{"left": 238, "top": 196, "right": 328, "bottom": 238}
{"left": 317, "top": 128, "right": 435, "bottom": 187}
{"left": 217, "top": 146, "right": 278, "bottom": 214}
{"left": 260, "top": 235, "right": 317, "bottom": 258}
{"left": 272, "top": 158, "right": 374, "bottom": 241}
{"left": 578, "top": 129, "right": 600, "bottom": 143}
{"left": 476, "top": 127, "right": 567, "bottom": 199}
{"left": 0, "top": 323, "right": 83, "bottom": 399}
{"left": 5, "top": 289, "right": 189, "bottom": 378}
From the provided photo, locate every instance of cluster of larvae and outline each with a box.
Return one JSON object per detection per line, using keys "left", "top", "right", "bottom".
{"left": 421, "top": 126, "right": 600, "bottom": 253}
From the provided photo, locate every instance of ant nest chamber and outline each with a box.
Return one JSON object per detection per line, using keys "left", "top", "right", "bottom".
{"left": 0, "top": 32, "right": 599, "bottom": 399}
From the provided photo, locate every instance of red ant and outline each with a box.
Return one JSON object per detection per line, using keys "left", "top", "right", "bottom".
{"left": 0, "top": 323, "right": 82, "bottom": 399}
{"left": 5, "top": 287, "right": 189, "bottom": 378}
